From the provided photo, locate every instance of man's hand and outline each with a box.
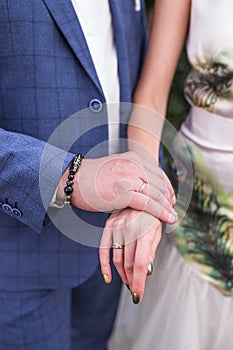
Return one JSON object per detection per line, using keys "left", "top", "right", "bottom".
{"left": 57, "top": 151, "right": 177, "bottom": 223}
{"left": 99, "top": 208, "right": 162, "bottom": 303}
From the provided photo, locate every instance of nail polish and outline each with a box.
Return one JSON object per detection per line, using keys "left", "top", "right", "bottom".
{"left": 147, "top": 262, "right": 153, "bottom": 276}
{"left": 103, "top": 274, "right": 110, "bottom": 284}
{"left": 132, "top": 293, "right": 140, "bottom": 304}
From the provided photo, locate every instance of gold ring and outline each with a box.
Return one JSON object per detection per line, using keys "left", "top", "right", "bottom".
{"left": 138, "top": 181, "right": 146, "bottom": 193}
{"left": 112, "top": 243, "right": 124, "bottom": 249}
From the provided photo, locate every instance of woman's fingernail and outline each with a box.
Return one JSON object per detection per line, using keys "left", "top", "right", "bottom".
{"left": 103, "top": 274, "right": 110, "bottom": 284}
{"left": 147, "top": 262, "right": 153, "bottom": 276}
{"left": 132, "top": 292, "right": 140, "bottom": 304}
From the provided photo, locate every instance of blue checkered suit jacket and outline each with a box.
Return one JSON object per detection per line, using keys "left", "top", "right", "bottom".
{"left": 0, "top": 0, "right": 147, "bottom": 291}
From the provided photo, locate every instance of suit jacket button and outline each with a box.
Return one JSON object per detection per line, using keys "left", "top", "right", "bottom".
{"left": 12, "top": 208, "right": 23, "bottom": 218}
{"left": 2, "top": 204, "right": 13, "bottom": 212}
{"left": 89, "top": 99, "right": 103, "bottom": 112}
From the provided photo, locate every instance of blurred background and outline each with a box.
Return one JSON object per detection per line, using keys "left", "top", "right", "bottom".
{"left": 146, "top": 0, "right": 190, "bottom": 130}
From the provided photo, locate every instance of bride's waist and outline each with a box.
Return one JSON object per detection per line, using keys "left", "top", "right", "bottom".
{"left": 181, "top": 106, "right": 233, "bottom": 151}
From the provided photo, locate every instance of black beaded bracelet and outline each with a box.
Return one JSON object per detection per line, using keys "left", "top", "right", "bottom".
{"left": 64, "top": 153, "right": 84, "bottom": 208}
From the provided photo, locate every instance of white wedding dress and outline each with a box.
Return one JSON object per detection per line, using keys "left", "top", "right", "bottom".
{"left": 108, "top": 1, "right": 233, "bottom": 349}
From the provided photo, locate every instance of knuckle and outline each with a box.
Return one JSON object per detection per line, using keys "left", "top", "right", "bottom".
{"left": 105, "top": 216, "right": 114, "bottom": 228}
{"left": 158, "top": 178, "right": 166, "bottom": 191}
{"left": 113, "top": 255, "right": 122, "bottom": 267}
{"left": 99, "top": 254, "right": 109, "bottom": 265}
{"left": 135, "top": 261, "right": 146, "bottom": 273}
{"left": 116, "top": 217, "right": 126, "bottom": 229}
{"left": 124, "top": 260, "right": 134, "bottom": 272}
{"left": 158, "top": 207, "right": 167, "bottom": 220}
{"left": 165, "top": 190, "right": 171, "bottom": 200}
{"left": 154, "top": 190, "right": 162, "bottom": 202}
{"left": 157, "top": 167, "right": 164, "bottom": 178}
{"left": 99, "top": 247, "right": 106, "bottom": 254}
{"left": 146, "top": 198, "right": 154, "bottom": 212}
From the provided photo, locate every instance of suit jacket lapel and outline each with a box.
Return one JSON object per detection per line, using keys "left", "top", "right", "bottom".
{"left": 42, "top": 0, "right": 103, "bottom": 94}
{"left": 42, "top": 0, "right": 131, "bottom": 102}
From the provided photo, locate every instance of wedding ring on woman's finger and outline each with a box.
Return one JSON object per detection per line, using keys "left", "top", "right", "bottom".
{"left": 112, "top": 242, "right": 125, "bottom": 249}
{"left": 138, "top": 181, "right": 146, "bottom": 193}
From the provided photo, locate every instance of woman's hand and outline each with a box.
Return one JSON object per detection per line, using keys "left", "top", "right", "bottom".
{"left": 99, "top": 208, "right": 162, "bottom": 303}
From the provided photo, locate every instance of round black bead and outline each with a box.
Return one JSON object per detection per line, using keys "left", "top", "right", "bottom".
{"left": 66, "top": 180, "right": 74, "bottom": 186}
{"left": 70, "top": 166, "right": 78, "bottom": 173}
{"left": 63, "top": 154, "right": 83, "bottom": 207}
{"left": 64, "top": 186, "right": 73, "bottom": 195}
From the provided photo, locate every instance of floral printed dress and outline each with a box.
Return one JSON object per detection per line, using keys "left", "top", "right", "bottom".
{"left": 109, "top": 1, "right": 233, "bottom": 349}
{"left": 175, "top": 0, "right": 233, "bottom": 295}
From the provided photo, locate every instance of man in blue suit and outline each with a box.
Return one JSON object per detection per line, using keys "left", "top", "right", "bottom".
{"left": 0, "top": 1, "right": 175, "bottom": 349}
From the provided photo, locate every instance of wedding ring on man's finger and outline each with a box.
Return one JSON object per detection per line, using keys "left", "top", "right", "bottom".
{"left": 112, "top": 242, "right": 125, "bottom": 249}
{"left": 138, "top": 181, "right": 146, "bottom": 193}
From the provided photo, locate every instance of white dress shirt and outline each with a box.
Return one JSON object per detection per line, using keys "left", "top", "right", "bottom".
{"left": 71, "top": 0, "right": 120, "bottom": 154}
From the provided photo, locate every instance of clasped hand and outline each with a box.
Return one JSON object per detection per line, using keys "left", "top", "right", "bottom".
{"left": 58, "top": 151, "right": 177, "bottom": 302}
{"left": 63, "top": 151, "right": 177, "bottom": 223}
{"left": 100, "top": 208, "right": 163, "bottom": 304}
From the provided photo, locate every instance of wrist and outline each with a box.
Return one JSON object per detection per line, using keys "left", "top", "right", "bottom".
{"left": 133, "top": 90, "right": 167, "bottom": 116}
{"left": 63, "top": 154, "right": 84, "bottom": 207}
{"left": 56, "top": 157, "right": 83, "bottom": 202}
